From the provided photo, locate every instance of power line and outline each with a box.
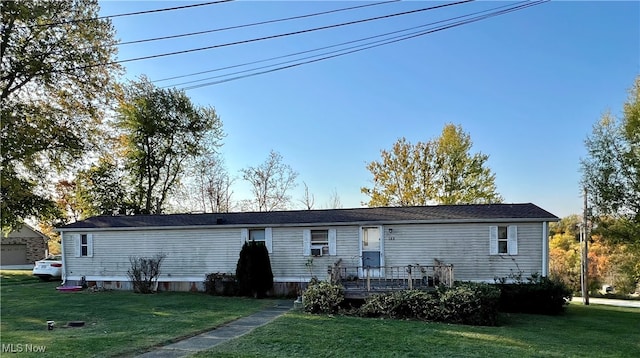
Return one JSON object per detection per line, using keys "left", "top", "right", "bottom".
{"left": 29, "top": 1, "right": 234, "bottom": 28}
{"left": 118, "top": 1, "right": 399, "bottom": 46}
{"left": 62, "top": 0, "right": 474, "bottom": 73}
{"left": 158, "top": 0, "right": 530, "bottom": 86}
{"left": 179, "top": 1, "right": 548, "bottom": 90}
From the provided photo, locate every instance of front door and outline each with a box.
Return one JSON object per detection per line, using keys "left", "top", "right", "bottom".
{"left": 361, "top": 227, "right": 383, "bottom": 277}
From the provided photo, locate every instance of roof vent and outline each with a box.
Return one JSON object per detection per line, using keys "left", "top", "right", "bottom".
{"left": 216, "top": 217, "right": 224, "bottom": 225}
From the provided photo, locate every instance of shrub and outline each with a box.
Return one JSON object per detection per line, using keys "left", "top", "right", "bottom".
{"left": 127, "top": 253, "right": 166, "bottom": 294}
{"left": 497, "top": 276, "right": 572, "bottom": 315}
{"left": 440, "top": 283, "right": 500, "bottom": 326}
{"left": 236, "top": 241, "right": 273, "bottom": 298}
{"left": 303, "top": 279, "right": 344, "bottom": 314}
{"left": 359, "top": 290, "right": 440, "bottom": 320}
{"left": 357, "top": 284, "right": 499, "bottom": 326}
{"left": 204, "top": 272, "right": 238, "bottom": 296}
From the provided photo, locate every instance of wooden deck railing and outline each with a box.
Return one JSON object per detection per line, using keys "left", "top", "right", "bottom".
{"left": 329, "top": 264, "right": 454, "bottom": 295}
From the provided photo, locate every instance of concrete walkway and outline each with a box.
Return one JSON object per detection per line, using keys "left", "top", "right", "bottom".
{"left": 1, "top": 265, "right": 34, "bottom": 270}
{"left": 571, "top": 297, "right": 640, "bottom": 308}
{"left": 137, "top": 300, "right": 294, "bottom": 358}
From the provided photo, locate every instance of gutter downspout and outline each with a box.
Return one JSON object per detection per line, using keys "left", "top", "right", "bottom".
{"left": 542, "top": 222, "right": 549, "bottom": 277}
{"left": 59, "top": 230, "right": 66, "bottom": 285}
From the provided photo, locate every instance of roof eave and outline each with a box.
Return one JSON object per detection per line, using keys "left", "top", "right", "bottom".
{"left": 56, "top": 217, "right": 559, "bottom": 232}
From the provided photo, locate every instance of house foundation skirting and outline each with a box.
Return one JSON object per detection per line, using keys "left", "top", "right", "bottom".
{"left": 63, "top": 275, "right": 312, "bottom": 297}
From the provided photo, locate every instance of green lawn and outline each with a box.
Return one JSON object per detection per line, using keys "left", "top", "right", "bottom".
{"left": 2, "top": 270, "right": 639, "bottom": 358}
{"left": 0, "top": 269, "right": 41, "bottom": 285}
{"left": 0, "top": 271, "right": 275, "bottom": 357}
{"left": 195, "top": 303, "right": 640, "bottom": 358}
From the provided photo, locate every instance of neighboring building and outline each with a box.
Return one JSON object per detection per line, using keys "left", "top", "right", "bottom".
{"left": 57, "top": 203, "right": 558, "bottom": 294}
{"left": 1, "top": 225, "right": 49, "bottom": 266}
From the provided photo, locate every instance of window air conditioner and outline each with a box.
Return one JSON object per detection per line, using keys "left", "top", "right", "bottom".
{"left": 310, "top": 245, "right": 324, "bottom": 257}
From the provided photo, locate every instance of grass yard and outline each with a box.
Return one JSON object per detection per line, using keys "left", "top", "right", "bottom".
{"left": 195, "top": 303, "right": 640, "bottom": 358}
{"left": 0, "top": 270, "right": 42, "bottom": 285}
{"left": 0, "top": 270, "right": 275, "bottom": 357}
{"left": 2, "top": 270, "right": 639, "bottom": 358}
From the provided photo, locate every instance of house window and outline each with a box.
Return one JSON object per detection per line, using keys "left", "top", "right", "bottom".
{"left": 249, "top": 229, "right": 266, "bottom": 245}
{"left": 311, "top": 230, "right": 329, "bottom": 256}
{"left": 303, "top": 229, "right": 337, "bottom": 256}
{"left": 498, "top": 227, "right": 508, "bottom": 254}
{"left": 81, "top": 234, "right": 89, "bottom": 256}
{"left": 242, "top": 228, "right": 273, "bottom": 253}
{"left": 490, "top": 225, "right": 518, "bottom": 255}
{"left": 74, "top": 233, "right": 93, "bottom": 257}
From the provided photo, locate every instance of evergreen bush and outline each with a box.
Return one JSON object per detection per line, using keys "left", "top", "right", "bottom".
{"left": 497, "top": 276, "right": 572, "bottom": 315}
{"left": 235, "top": 241, "right": 273, "bottom": 298}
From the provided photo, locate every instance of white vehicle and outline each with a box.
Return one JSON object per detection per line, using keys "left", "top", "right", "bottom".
{"left": 599, "top": 284, "right": 613, "bottom": 295}
{"left": 32, "top": 255, "right": 62, "bottom": 281}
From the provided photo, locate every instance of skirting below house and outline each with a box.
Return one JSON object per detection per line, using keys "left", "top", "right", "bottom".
{"left": 63, "top": 276, "right": 312, "bottom": 297}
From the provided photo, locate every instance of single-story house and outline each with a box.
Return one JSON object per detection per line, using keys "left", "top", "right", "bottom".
{"left": 57, "top": 203, "right": 558, "bottom": 294}
{"left": 1, "top": 224, "right": 50, "bottom": 266}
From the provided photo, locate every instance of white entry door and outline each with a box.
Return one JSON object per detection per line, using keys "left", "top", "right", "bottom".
{"left": 361, "top": 227, "right": 383, "bottom": 277}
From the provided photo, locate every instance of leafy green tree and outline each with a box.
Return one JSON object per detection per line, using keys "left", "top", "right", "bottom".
{"left": 581, "top": 76, "right": 640, "bottom": 245}
{"left": 117, "top": 78, "right": 224, "bottom": 214}
{"left": 362, "top": 124, "right": 502, "bottom": 207}
{"left": 590, "top": 218, "right": 640, "bottom": 293}
{"left": 54, "top": 180, "right": 82, "bottom": 222}
{"left": 74, "top": 157, "right": 132, "bottom": 218}
{"left": 550, "top": 214, "right": 640, "bottom": 295}
{"left": 434, "top": 124, "right": 502, "bottom": 204}
{"left": 361, "top": 137, "right": 424, "bottom": 206}
{"left": 1, "top": 0, "right": 121, "bottom": 229}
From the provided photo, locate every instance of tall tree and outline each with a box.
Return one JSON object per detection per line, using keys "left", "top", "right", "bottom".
{"left": 361, "top": 137, "right": 422, "bottom": 206}
{"left": 241, "top": 150, "right": 298, "bottom": 211}
{"left": 74, "top": 156, "right": 132, "bottom": 218}
{"left": 299, "top": 182, "right": 315, "bottom": 210}
{"left": 54, "top": 180, "right": 81, "bottom": 222}
{"left": 435, "top": 124, "right": 501, "bottom": 204}
{"left": 1, "top": 0, "right": 121, "bottom": 229}
{"left": 362, "top": 124, "right": 502, "bottom": 207}
{"left": 327, "top": 188, "right": 343, "bottom": 209}
{"left": 191, "top": 153, "right": 234, "bottom": 213}
{"left": 117, "top": 78, "right": 224, "bottom": 214}
{"left": 581, "top": 76, "right": 640, "bottom": 244}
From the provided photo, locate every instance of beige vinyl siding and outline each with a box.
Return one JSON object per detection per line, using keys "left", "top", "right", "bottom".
{"left": 269, "top": 226, "right": 360, "bottom": 280}
{"left": 63, "top": 228, "right": 242, "bottom": 280}
{"left": 383, "top": 222, "right": 543, "bottom": 281}
{"left": 63, "top": 222, "right": 545, "bottom": 283}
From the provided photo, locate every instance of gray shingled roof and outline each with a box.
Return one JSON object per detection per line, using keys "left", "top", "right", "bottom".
{"left": 59, "top": 203, "right": 558, "bottom": 230}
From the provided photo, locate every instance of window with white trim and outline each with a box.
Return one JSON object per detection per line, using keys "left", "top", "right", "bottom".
{"left": 81, "top": 234, "right": 89, "bottom": 256}
{"left": 74, "top": 233, "right": 93, "bottom": 257}
{"left": 311, "top": 230, "right": 329, "bottom": 256}
{"left": 490, "top": 225, "right": 517, "bottom": 255}
{"left": 249, "top": 229, "right": 265, "bottom": 244}
{"left": 241, "top": 228, "right": 273, "bottom": 253}
{"left": 303, "top": 229, "right": 337, "bottom": 256}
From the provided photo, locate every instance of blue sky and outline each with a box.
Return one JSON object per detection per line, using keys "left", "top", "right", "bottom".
{"left": 98, "top": 1, "right": 639, "bottom": 217}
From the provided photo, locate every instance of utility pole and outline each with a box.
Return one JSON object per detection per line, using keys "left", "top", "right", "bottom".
{"left": 581, "top": 187, "right": 590, "bottom": 305}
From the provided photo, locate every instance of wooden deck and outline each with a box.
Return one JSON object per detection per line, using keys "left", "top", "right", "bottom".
{"left": 331, "top": 264, "right": 454, "bottom": 299}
